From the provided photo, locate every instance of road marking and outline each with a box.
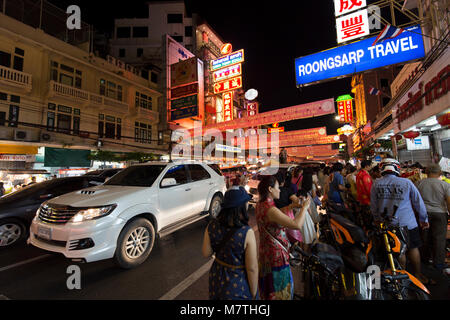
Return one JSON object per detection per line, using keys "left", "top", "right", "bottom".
{"left": 158, "top": 258, "right": 214, "bottom": 300}
{"left": 0, "top": 295, "right": 10, "bottom": 300}
{"left": 0, "top": 254, "right": 52, "bottom": 273}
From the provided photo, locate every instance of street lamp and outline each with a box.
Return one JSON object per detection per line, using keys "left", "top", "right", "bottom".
{"left": 335, "top": 115, "right": 340, "bottom": 121}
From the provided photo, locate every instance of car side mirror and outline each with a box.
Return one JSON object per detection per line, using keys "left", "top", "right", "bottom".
{"left": 161, "top": 178, "right": 177, "bottom": 187}
{"left": 39, "top": 193, "right": 53, "bottom": 200}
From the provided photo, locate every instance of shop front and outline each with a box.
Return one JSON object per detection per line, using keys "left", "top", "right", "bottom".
{"left": 392, "top": 48, "right": 450, "bottom": 166}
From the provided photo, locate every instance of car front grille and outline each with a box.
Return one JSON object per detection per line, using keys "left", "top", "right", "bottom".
{"left": 39, "top": 205, "right": 78, "bottom": 224}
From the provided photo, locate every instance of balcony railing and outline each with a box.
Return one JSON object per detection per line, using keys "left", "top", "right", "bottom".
{"left": 0, "top": 65, "right": 32, "bottom": 91}
{"left": 49, "top": 81, "right": 129, "bottom": 114}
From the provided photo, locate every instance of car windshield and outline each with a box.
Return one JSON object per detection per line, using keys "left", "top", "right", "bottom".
{"left": 0, "top": 179, "right": 62, "bottom": 202}
{"left": 104, "top": 165, "right": 165, "bottom": 187}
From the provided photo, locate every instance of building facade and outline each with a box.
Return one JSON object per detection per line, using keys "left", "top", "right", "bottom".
{"left": 0, "top": 11, "right": 164, "bottom": 170}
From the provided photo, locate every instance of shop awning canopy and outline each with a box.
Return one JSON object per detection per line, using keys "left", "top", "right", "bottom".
{"left": 44, "top": 147, "right": 91, "bottom": 167}
{"left": 0, "top": 144, "right": 38, "bottom": 154}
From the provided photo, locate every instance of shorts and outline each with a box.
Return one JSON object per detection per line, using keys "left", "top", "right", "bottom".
{"left": 406, "top": 227, "right": 422, "bottom": 250}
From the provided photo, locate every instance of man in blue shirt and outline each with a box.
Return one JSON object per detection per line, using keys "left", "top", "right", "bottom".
{"left": 328, "top": 163, "right": 346, "bottom": 204}
{"left": 371, "top": 158, "right": 432, "bottom": 284}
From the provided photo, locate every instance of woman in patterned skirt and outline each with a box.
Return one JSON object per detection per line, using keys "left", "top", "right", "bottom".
{"left": 256, "top": 175, "right": 310, "bottom": 300}
{"left": 202, "top": 186, "right": 259, "bottom": 300}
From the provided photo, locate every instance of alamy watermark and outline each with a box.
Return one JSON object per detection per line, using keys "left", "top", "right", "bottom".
{"left": 66, "top": 5, "right": 81, "bottom": 30}
{"left": 66, "top": 265, "right": 81, "bottom": 290}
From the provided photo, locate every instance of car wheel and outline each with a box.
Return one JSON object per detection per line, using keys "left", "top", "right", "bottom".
{"left": 0, "top": 219, "right": 26, "bottom": 247}
{"left": 114, "top": 218, "right": 155, "bottom": 269}
{"left": 209, "top": 194, "right": 222, "bottom": 219}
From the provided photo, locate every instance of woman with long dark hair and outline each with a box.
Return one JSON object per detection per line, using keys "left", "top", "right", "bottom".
{"left": 256, "top": 175, "right": 310, "bottom": 300}
{"left": 202, "top": 186, "right": 258, "bottom": 300}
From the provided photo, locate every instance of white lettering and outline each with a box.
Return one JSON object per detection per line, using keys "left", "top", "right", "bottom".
{"left": 327, "top": 57, "right": 335, "bottom": 69}
{"left": 312, "top": 61, "right": 320, "bottom": 73}
{"left": 298, "top": 65, "right": 305, "bottom": 76}
{"left": 392, "top": 40, "right": 400, "bottom": 53}
{"left": 385, "top": 42, "right": 394, "bottom": 55}
{"left": 341, "top": 53, "right": 349, "bottom": 66}
{"left": 356, "top": 49, "right": 364, "bottom": 62}
{"left": 400, "top": 37, "right": 409, "bottom": 52}
{"left": 335, "top": 55, "right": 342, "bottom": 67}
{"left": 409, "top": 36, "right": 418, "bottom": 50}
{"left": 305, "top": 63, "right": 312, "bottom": 74}
{"left": 375, "top": 44, "right": 384, "bottom": 58}
{"left": 348, "top": 51, "right": 357, "bottom": 64}
{"left": 368, "top": 45, "right": 376, "bottom": 59}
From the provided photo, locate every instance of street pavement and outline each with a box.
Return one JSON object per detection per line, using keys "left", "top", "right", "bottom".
{"left": 0, "top": 206, "right": 448, "bottom": 300}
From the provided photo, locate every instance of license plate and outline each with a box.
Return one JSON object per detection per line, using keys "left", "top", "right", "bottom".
{"left": 37, "top": 226, "right": 52, "bottom": 240}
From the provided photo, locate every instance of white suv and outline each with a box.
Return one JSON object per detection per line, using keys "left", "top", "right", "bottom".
{"left": 28, "top": 162, "right": 226, "bottom": 269}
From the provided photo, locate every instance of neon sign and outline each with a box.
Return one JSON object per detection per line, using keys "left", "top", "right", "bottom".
{"left": 213, "top": 64, "right": 242, "bottom": 82}
{"left": 214, "top": 76, "right": 242, "bottom": 94}
{"left": 295, "top": 25, "right": 425, "bottom": 86}
{"left": 211, "top": 49, "right": 244, "bottom": 71}
{"left": 223, "top": 92, "right": 234, "bottom": 121}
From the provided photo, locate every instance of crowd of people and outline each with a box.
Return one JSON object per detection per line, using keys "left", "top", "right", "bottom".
{"left": 202, "top": 158, "right": 450, "bottom": 300}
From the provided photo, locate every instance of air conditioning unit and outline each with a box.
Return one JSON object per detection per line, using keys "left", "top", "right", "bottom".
{"left": 41, "top": 132, "right": 52, "bottom": 142}
{"left": 14, "top": 129, "right": 28, "bottom": 141}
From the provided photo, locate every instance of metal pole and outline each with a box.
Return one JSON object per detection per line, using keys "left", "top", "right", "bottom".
{"left": 2, "top": 0, "right": 6, "bottom": 14}
{"left": 390, "top": 0, "right": 396, "bottom": 26}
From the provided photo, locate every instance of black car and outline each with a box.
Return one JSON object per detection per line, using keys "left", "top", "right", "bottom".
{"left": 83, "top": 168, "right": 122, "bottom": 184}
{"left": 0, "top": 176, "right": 102, "bottom": 247}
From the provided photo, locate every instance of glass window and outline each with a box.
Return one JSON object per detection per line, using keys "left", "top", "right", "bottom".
{"left": 161, "top": 165, "right": 188, "bottom": 186}
{"left": 119, "top": 48, "right": 125, "bottom": 57}
{"left": 116, "top": 27, "right": 131, "bottom": 38}
{"left": 171, "top": 35, "right": 183, "bottom": 43}
{"left": 8, "top": 105, "right": 19, "bottom": 127}
{"left": 185, "top": 26, "right": 193, "bottom": 37}
{"left": 48, "top": 103, "right": 56, "bottom": 110}
{"left": 51, "top": 69, "right": 58, "bottom": 81}
{"left": 188, "top": 165, "right": 211, "bottom": 182}
{"left": 0, "top": 51, "right": 11, "bottom": 68}
{"left": 60, "top": 74, "right": 73, "bottom": 86}
{"left": 0, "top": 112, "right": 5, "bottom": 126}
{"left": 47, "top": 112, "right": 55, "bottom": 131}
{"left": 13, "top": 56, "right": 23, "bottom": 71}
{"left": 167, "top": 14, "right": 183, "bottom": 23}
{"left": 99, "top": 79, "right": 106, "bottom": 96}
{"left": 57, "top": 113, "right": 71, "bottom": 134}
{"left": 0, "top": 92, "right": 7, "bottom": 100}
{"left": 73, "top": 117, "right": 80, "bottom": 135}
{"left": 116, "top": 123, "right": 121, "bottom": 140}
{"left": 14, "top": 48, "right": 25, "bottom": 56}
{"left": 137, "top": 48, "right": 143, "bottom": 57}
{"left": 10, "top": 95, "right": 20, "bottom": 103}
{"left": 105, "top": 122, "right": 115, "bottom": 139}
{"left": 98, "top": 121, "right": 104, "bottom": 138}
{"left": 75, "top": 77, "right": 82, "bottom": 89}
{"left": 133, "top": 27, "right": 148, "bottom": 38}
{"left": 208, "top": 164, "right": 223, "bottom": 176}
{"left": 151, "top": 72, "right": 158, "bottom": 84}
{"left": 60, "top": 64, "right": 74, "bottom": 73}
{"left": 105, "top": 165, "right": 165, "bottom": 187}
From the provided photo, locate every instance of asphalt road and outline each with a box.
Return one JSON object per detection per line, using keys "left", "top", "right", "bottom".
{"left": 0, "top": 207, "right": 448, "bottom": 300}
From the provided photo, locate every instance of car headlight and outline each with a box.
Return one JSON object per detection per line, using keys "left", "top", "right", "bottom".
{"left": 71, "top": 204, "right": 117, "bottom": 223}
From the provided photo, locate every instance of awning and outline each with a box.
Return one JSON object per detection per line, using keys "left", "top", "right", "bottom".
{"left": 44, "top": 147, "right": 91, "bottom": 167}
{"left": 0, "top": 144, "right": 38, "bottom": 155}
{"left": 3, "top": 169, "right": 50, "bottom": 175}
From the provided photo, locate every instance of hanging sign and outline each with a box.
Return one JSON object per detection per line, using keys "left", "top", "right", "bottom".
{"left": 211, "top": 49, "right": 244, "bottom": 71}
{"left": 223, "top": 92, "right": 234, "bottom": 122}
{"left": 214, "top": 76, "right": 242, "bottom": 94}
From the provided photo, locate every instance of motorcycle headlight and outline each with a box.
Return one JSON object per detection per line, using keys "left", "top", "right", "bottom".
{"left": 71, "top": 204, "right": 117, "bottom": 223}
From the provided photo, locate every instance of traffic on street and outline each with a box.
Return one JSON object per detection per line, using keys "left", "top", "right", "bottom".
{"left": 0, "top": 0, "right": 449, "bottom": 309}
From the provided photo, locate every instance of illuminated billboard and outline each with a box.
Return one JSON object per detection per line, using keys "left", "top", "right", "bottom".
{"left": 213, "top": 76, "right": 242, "bottom": 94}
{"left": 211, "top": 49, "right": 244, "bottom": 71}
{"left": 295, "top": 25, "right": 425, "bottom": 87}
{"left": 213, "top": 64, "right": 242, "bottom": 82}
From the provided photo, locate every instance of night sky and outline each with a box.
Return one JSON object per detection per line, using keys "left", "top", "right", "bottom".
{"left": 49, "top": 0, "right": 353, "bottom": 134}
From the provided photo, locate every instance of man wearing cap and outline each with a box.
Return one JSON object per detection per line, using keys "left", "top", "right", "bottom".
{"left": 418, "top": 164, "right": 450, "bottom": 275}
{"left": 371, "top": 158, "right": 431, "bottom": 284}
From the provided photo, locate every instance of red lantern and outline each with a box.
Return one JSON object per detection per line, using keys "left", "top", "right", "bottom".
{"left": 437, "top": 113, "right": 450, "bottom": 126}
{"left": 395, "top": 134, "right": 403, "bottom": 141}
{"left": 402, "top": 131, "right": 420, "bottom": 140}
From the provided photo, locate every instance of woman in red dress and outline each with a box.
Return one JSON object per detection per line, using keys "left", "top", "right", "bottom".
{"left": 256, "top": 175, "right": 310, "bottom": 300}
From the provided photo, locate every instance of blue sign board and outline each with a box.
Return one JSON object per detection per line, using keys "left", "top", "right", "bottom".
{"left": 295, "top": 25, "right": 425, "bottom": 86}
{"left": 171, "top": 106, "right": 198, "bottom": 121}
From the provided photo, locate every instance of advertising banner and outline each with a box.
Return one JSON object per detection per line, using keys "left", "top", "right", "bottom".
{"left": 213, "top": 64, "right": 242, "bottom": 82}
{"left": 336, "top": 9, "right": 370, "bottom": 44}
{"left": 211, "top": 49, "right": 244, "bottom": 71}
{"left": 223, "top": 92, "right": 234, "bottom": 122}
{"left": 194, "top": 98, "right": 335, "bottom": 135}
{"left": 171, "top": 94, "right": 198, "bottom": 110}
{"left": 334, "top": 0, "right": 367, "bottom": 16}
{"left": 171, "top": 83, "right": 199, "bottom": 99}
{"left": 170, "top": 57, "right": 198, "bottom": 88}
{"left": 213, "top": 76, "right": 242, "bottom": 94}
{"left": 171, "top": 106, "right": 198, "bottom": 121}
{"left": 295, "top": 25, "right": 425, "bottom": 86}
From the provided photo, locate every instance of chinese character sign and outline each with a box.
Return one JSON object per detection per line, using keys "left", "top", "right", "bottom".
{"left": 213, "top": 64, "right": 242, "bottom": 82}
{"left": 214, "top": 76, "right": 242, "bottom": 94}
{"left": 223, "top": 92, "right": 234, "bottom": 121}
{"left": 337, "top": 96, "right": 354, "bottom": 123}
{"left": 336, "top": 9, "right": 370, "bottom": 43}
{"left": 334, "top": 0, "right": 366, "bottom": 16}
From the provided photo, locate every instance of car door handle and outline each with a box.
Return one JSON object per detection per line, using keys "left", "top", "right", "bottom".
{"left": 185, "top": 188, "right": 191, "bottom": 191}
